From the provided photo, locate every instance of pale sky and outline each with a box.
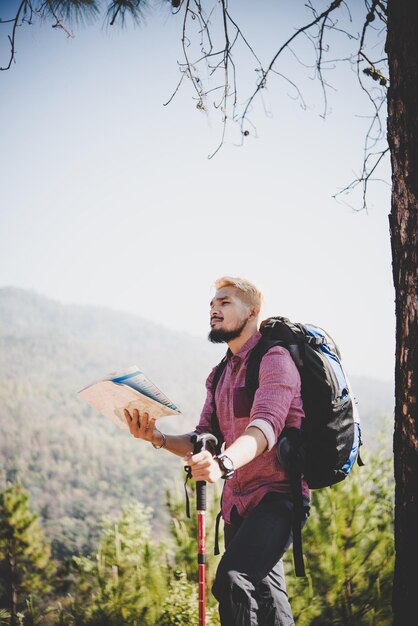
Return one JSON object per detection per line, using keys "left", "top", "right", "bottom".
{"left": 0, "top": 1, "right": 394, "bottom": 382}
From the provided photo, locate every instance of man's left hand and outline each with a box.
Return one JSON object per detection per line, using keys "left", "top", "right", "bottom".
{"left": 184, "top": 449, "right": 222, "bottom": 483}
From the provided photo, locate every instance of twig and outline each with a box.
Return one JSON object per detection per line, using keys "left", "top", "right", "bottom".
{"left": 0, "top": 0, "right": 29, "bottom": 71}
{"left": 240, "top": 0, "right": 345, "bottom": 128}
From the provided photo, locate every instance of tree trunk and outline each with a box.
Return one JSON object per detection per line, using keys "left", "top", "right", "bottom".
{"left": 386, "top": 1, "right": 418, "bottom": 623}
{"left": 7, "top": 545, "right": 17, "bottom": 626}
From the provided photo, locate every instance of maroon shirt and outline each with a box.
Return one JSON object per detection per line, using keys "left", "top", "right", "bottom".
{"left": 195, "top": 332, "right": 310, "bottom": 524}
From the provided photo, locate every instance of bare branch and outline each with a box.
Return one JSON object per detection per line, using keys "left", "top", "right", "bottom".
{"left": 0, "top": 1, "right": 30, "bottom": 72}
{"left": 0, "top": 0, "right": 390, "bottom": 210}
{"left": 241, "top": 0, "right": 345, "bottom": 127}
{"left": 37, "top": 1, "right": 75, "bottom": 37}
{"left": 333, "top": 147, "right": 390, "bottom": 211}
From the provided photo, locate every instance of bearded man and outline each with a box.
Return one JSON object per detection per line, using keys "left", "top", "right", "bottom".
{"left": 125, "top": 276, "right": 309, "bottom": 626}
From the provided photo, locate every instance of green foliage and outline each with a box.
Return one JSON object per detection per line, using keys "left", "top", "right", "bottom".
{"left": 0, "top": 483, "right": 56, "bottom": 623}
{"left": 0, "top": 286, "right": 216, "bottom": 561}
{"left": 0, "top": 289, "right": 397, "bottom": 624}
{"left": 285, "top": 451, "right": 395, "bottom": 625}
{"left": 0, "top": 450, "right": 396, "bottom": 626}
{"left": 157, "top": 571, "right": 219, "bottom": 626}
{"left": 0, "top": 287, "right": 391, "bottom": 566}
{"left": 0, "top": 609, "right": 10, "bottom": 625}
{"left": 0, "top": 381, "right": 182, "bottom": 561}
{"left": 165, "top": 479, "right": 222, "bottom": 592}
{"left": 52, "top": 483, "right": 224, "bottom": 626}
{"left": 64, "top": 502, "right": 169, "bottom": 625}
{"left": 39, "top": 0, "right": 150, "bottom": 28}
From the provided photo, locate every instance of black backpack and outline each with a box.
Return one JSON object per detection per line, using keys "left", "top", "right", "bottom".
{"left": 211, "top": 316, "right": 364, "bottom": 576}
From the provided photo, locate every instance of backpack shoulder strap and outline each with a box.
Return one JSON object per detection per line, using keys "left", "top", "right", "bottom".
{"left": 211, "top": 356, "right": 228, "bottom": 395}
{"left": 245, "top": 338, "right": 286, "bottom": 404}
{"left": 210, "top": 357, "right": 228, "bottom": 454}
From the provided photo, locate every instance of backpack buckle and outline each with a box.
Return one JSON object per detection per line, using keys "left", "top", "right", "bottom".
{"left": 306, "top": 336, "right": 326, "bottom": 346}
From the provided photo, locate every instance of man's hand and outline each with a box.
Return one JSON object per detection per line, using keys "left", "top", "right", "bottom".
{"left": 124, "top": 408, "right": 164, "bottom": 447}
{"left": 184, "top": 449, "right": 223, "bottom": 483}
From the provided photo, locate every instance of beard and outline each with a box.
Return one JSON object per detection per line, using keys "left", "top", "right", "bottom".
{"left": 208, "top": 317, "right": 248, "bottom": 344}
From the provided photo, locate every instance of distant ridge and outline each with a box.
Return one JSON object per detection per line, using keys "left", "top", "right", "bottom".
{"left": 0, "top": 285, "right": 394, "bottom": 438}
{"left": 0, "top": 286, "right": 394, "bottom": 439}
{"left": 0, "top": 285, "right": 223, "bottom": 419}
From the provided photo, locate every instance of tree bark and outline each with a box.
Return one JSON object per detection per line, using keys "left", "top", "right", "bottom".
{"left": 7, "top": 545, "right": 17, "bottom": 626}
{"left": 386, "top": 1, "right": 418, "bottom": 622}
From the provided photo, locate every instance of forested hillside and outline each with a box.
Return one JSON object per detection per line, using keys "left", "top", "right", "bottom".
{"left": 0, "top": 287, "right": 393, "bottom": 559}
{"left": 0, "top": 287, "right": 224, "bottom": 558}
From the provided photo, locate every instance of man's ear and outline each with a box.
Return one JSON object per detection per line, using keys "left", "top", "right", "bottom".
{"left": 249, "top": 305, "right": 261, "bottom": 319}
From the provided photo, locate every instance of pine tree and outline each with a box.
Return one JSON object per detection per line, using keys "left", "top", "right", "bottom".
{"left": 0, "top": 483, "right": 55, "bottom": 626}
{"left": 285, "top": 449, "right": 395, "bottom": 625}
{"left": 70, "top": 501, "right": 169, "bottom": 626}
{"left": 157, "top": 570, "right": 219, "bottom": 626}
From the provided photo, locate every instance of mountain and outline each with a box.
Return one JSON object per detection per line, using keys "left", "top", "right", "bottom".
{"left": 0, "top": 285, "right": 223, "bottom": 418}
{"left": 0, "top": 287, "right": 394, "bottom": 558}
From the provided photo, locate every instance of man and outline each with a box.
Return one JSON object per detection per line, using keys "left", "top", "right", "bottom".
{"left": 124, "top": 276, "right": 309, "bottom": 626}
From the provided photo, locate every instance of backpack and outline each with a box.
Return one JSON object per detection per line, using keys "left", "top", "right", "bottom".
{"left": 210, "top": 316, "right": 364, "bottom": 576}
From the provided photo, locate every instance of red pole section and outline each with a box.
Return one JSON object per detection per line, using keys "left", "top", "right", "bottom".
{"left": 192, "top": 433, "right": 217, "bottom": 626}
{"left": 197, "top": 509, "right": 206, "bottom": 626}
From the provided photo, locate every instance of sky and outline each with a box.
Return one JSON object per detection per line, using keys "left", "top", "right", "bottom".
{"left": 0, "top": 1, "right": 395, "bottom": 382}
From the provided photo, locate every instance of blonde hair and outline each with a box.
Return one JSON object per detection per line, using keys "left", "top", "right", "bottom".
{"left": 214, "top": 276, "right": 263, "bottom": 309}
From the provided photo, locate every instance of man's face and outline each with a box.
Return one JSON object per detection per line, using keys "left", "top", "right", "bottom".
{"left": 208, "top": 286, "right": 252, "bottom": 344}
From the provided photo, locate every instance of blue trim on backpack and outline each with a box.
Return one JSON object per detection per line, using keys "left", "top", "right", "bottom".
{"left": 305, "top": 325, "right": 348, "bottom": 395}
{"left": 341, "top": 422, "right": 361, "bottom": 475}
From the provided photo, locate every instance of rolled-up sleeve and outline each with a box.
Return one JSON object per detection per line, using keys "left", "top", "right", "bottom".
{"left": 247, "top": 346, "right": 302, "bottom": 450}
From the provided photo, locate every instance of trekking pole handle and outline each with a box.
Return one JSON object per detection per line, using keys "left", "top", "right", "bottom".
{"left": 196, "top": 480, "right": 206, "bottom": 512}
{"left": 193, "top": 433, "right": 218, "bottom": 511}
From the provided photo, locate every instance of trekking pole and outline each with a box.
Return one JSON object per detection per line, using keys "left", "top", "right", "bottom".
{"left": 192, "top": 433, "right": 218, "bottom": 626}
